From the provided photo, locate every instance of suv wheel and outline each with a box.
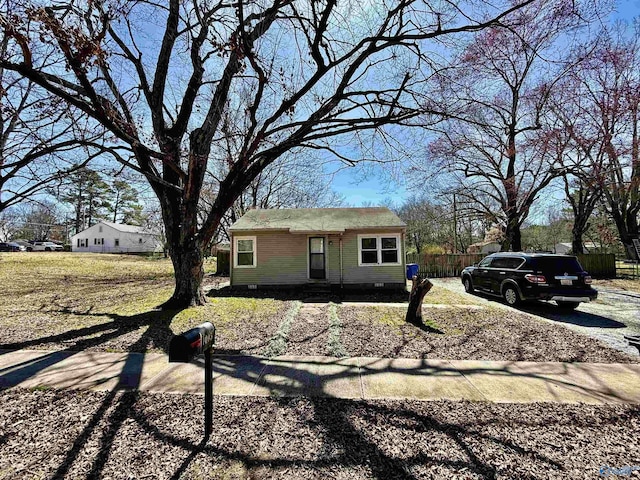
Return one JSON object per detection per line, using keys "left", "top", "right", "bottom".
{"left": 556, "top": 301, "right": 579, "bottom": 310}
{"left": 26, "top": 247, "right": 33, "bottom": 252}
{"left": 503, "top": 285, "right": 520, "bottom": 306}
{"left": 45, "top": 247, "right": 51, "bottom": 251}
{"left": 463, "top": 276, "right": 474, "bottom": 293}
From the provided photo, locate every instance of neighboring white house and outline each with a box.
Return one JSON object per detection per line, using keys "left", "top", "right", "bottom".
{"left": 71, "top": 221, "right": 162, "bottom": 253}
{"left": 553, "top": 242, "right": 601, "bottom": 255}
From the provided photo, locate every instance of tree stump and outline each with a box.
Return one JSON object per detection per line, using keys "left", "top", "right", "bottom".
{"left": 405, "top": 275, "right": 433, "bottom": 325}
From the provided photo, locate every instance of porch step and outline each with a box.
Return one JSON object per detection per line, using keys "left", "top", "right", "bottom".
{"left": 303, "top": 283, "right": 332, "bottom": 294}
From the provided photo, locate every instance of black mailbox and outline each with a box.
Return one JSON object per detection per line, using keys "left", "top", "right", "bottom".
{"left": 169, "top": 322, "right": 216, "bottom": 362}
{"left": 168, "top": 321, "right": 217, "bottom": 440}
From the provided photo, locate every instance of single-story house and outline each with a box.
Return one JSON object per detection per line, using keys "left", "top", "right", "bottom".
{"left": 71, "top": 221, "right": 162, "bottom": 253}
{"left": 553, "top": 242, "right": 601, "bottom": 255}
{"left": 467, "top": 241, "right": 501, "bottom": 254}
{"left": 228, "top": 207, "right": 407, "bottom": 290}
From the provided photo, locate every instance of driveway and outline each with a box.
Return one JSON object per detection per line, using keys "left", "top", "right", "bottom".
{"left": 431, "top": 278, "right": 640, "bottom": 358}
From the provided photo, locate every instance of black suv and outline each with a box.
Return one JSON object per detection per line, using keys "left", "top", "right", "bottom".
{"left": 461, "top": 252, "right": 598, "bottom": 310}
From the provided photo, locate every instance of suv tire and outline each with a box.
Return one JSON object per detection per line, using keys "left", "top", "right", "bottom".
{"left": 463, "top": 276, "right": 474, "bottom": 293}
{"left": 556, "top": 301, "right": 579, "bottom": 310}
{"left": 503, "top": 285, "right": 520, "bottom": 307}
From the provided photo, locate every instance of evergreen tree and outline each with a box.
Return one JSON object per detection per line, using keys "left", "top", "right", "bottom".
{"left": 58, "top": 167, "right": 110, "bottom": 233}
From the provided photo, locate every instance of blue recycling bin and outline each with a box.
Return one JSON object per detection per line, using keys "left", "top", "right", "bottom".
{"left": 406, "top": 263, "right": 419, "bottom": 280}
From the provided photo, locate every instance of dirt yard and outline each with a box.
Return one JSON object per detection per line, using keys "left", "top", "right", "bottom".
{"left": 0, "top": 388, "right": 638, "bottom": 480}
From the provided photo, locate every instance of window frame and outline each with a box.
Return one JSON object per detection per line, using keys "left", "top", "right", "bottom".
{"left": 357, "top": 233, "right": 402, "bottom": 267}
{"left": 478, "top": 257, "right": 493, "bottom": 268}
{"left": 234, "top": 236, "right": 257, "bottom": 269}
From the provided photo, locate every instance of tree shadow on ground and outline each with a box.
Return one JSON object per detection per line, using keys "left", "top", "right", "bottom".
{"left": 0, "top": 305, "right": 176, "bottom": 479}
{"left": 39, "top": 308, "right": 182, "bottom": 480}
{"left": 407, "top": 319, "right": 445, "bottom": 335}
{"left": 517, "top": 302, "right": 627, "bottom": 329}
{"left": 468, "top": 292, "right": 626, "bottom": 329}
{"left": 207, "top": 285, "right": 409, "bottom": 304}
{"left": 0, "top": 308, "right": 180, "bottom": 353}
{"left": 6, "top": 352, "right": 639, "bottom": 478}
{"left": 104, "top": 357, "right": 624, "bottom": 479}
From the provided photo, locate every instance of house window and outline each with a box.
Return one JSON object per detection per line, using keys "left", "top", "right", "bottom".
{"left": 115, "top": 239, "right": 120, "bottom": 247}
{"left": 139, "top": 238, "right": 143, "bottom": 243}
{"left": 381, "top": 237, "right": 398, "bottom": 263}
{"left": 358, "top": 234, "right": 401, "bottom": 266}
{"left": 234, "top": 236, "right": 256, "bottom": 268}
{"left": 360, "top": 237, "right": 378, "bottom": 264}
{"left": 99, "top": 226, "right": 103, "bottom": 233}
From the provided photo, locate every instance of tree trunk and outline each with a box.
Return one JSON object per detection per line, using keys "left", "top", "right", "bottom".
{"left": 502, "top": 216, "right": 522, "bottom": 252}
{"left": 405, "top": 275, "right": 433, "bottom": 324}
{"left": 163, "top": 243, "right": 207, "bottom": 308}
{"left": 571, "top": 234, "right": 584, "bottom": 255}
{"left": 622, "top": 238, "right": 639, "bottom": 261}
{"left": 610, "top": 210, "right": 639, "bottom": 261}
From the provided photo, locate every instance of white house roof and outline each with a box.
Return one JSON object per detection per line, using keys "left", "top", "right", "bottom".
{"left": 99, "top": 221, "right": 154, "bottom": 234}
{"left": 72, "top": 221, "right": 155, "bottom": 237}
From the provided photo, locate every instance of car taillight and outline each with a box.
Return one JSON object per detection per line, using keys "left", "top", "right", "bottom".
{"left": 584, "top": 275, "right": 592, "bottom": 284}
{"left": 525, "top": 274, "right": 547, "bottom": 284}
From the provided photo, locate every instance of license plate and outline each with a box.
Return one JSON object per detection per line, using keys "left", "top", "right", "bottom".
{"left": 560, "top": 279, "right": 572, "bottom": 285}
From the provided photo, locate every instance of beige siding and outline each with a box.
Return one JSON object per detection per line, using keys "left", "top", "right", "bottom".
{"left": 231, "top": 228, "right": 405, "bottom": 286}
{"left": 232, "top": 231, "right": 307, "bottom": 285}
{"left": 341, "top": 230, "right": 405, "bottom": 285}
{"left": 326, "top": 235, "right": 341, "bottom": 284}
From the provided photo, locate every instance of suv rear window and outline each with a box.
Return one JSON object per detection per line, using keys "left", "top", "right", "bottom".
{"left": 532, "top": 256, "right": 583, "bottom": 273}
{"left": 491, "top": 257, "right": 524, "bottom": 269}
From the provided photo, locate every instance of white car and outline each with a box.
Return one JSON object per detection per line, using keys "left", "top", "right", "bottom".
{"left": 27, "top": 241, "right": 64, "bottom": 252}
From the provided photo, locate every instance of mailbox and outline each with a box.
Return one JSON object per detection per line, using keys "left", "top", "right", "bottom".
{"left": 169, "top": 322, "right": 216, "bottom": 362}
{"left": 168, "top": 321, "right": 217, "bottom": 440}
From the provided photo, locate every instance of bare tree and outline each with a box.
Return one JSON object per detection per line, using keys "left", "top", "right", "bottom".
{"left": 2, "top": 0, "right": 533, "bottom": 307}
{"left": 424, "top": 0, "right": 596, "bottom": 251}
{"left": 0, "top": 0, "right": 111, "bottom": 213}
{"left": 553, "top": 24, "right": 640, "bottom": 259}
{"left": 214, "top": 155, "right": 345, "bottom": 241}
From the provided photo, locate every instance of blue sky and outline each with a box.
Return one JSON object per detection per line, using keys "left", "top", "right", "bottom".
{"left": 331, "top": 1, "right": 640, "bottom": 208}
{"left": 614, "top": 0, "right": 640, "bottom": 20}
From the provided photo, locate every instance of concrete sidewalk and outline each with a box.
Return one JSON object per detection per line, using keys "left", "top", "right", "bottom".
{"left": 2, "top": 349, "right": 640, "bottom": 404}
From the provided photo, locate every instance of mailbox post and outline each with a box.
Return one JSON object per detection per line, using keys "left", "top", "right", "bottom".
{"left": 169, "top": 322, "right": 216, "bottom": 440}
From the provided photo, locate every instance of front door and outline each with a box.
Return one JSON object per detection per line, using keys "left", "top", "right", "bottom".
{"left": 309, "top": 237, "right": 326, "bottom": 279}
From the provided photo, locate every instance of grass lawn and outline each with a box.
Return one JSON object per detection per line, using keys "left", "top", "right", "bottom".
{"left": 0, "top": 253, "right": 290, "bottom": 355}
{"left": 415, "top": 283, "right": 483, "bottom": 305}
{"left": 0, "top": 253, "right": 635, "bottom": 362}
{"left": 594, "top": 278, "right": 640, "bottom": 294}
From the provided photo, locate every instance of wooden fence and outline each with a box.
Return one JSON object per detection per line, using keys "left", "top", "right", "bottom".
{"left": 406, "top": 253, "right": 484, "bottom": 278}
{"left": 575, "top": 254, "right": 616, "bottom": 279}
{"left": 406, "top": 252, "right": 617, "bottom": 279}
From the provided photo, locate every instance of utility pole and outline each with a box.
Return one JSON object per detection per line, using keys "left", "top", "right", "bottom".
{"left": 453, "top": 193, "right": 458, "bottom": 253}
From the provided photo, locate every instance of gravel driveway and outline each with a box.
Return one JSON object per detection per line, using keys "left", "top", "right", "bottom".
{"left": 432, "top": 278, "right": 640, "bottom": 358}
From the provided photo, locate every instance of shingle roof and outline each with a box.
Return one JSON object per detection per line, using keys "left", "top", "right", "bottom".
{"left": 229, "top": 207, "right": 406, "bottom": 233}
{"left": 100, "top": 221, "right": 154, "bottom": 234}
